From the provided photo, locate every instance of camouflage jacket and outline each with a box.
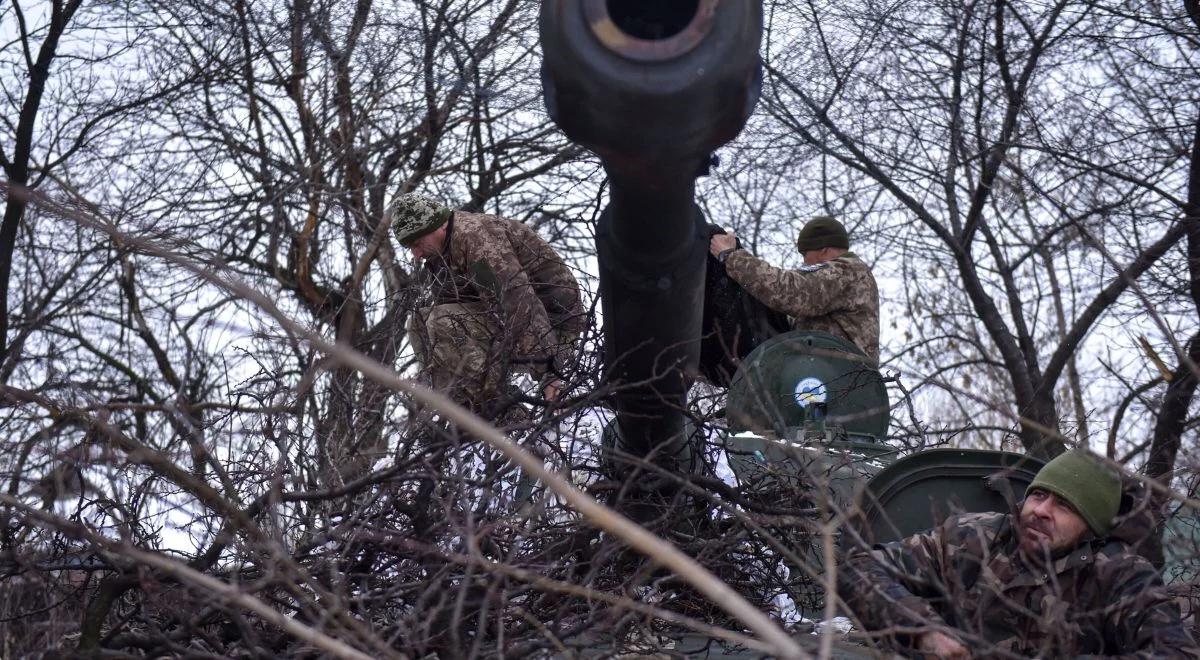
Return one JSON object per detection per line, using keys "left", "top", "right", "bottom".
{"left": 724, "top": 250, "right": 879, "bottom": 362}
{"left": 839, "top": 511, "right": 1200, "bottom": 658}
{"left": 423, "top": 212, "right": 584, "bottom": 377}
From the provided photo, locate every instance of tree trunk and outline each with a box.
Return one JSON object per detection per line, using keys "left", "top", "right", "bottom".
{"left": 1144, "top": 89, "right": 1200, "bottom": 566}
{"left": 0, "top": 0, "right": 82, "bottom": 367}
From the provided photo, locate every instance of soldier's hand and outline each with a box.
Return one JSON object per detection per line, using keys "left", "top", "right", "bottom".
{"left": 543, "top": 379, "right": 563, "bottom": 403}
{"left": 709, "top": 232, "right": 736, "bottom": 257}
{"left": 917, "top": 631, "right": 970, "bottom": 659}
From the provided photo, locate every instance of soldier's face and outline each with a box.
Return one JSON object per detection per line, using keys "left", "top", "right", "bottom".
{"left": 407, "top": 227, "right": 446, "bottom": 262}
{"left": 1018, "top": 488, "right": 1090, "bottom": 559}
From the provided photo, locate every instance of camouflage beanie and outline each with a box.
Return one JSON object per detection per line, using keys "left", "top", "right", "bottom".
{"left": 1025, "top": 450, "right": 1121, "bottom": 536}
{"left": 389, "top": 192, "right": 452, "bottom": 246}
{"left": 795, "top": 216, "right": 850, "bottom": 253}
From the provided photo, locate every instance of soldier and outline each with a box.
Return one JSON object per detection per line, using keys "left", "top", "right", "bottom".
{"left": 390, "top": 192, "right": 585, "bottom": 416}
{"left": 839, "top": 449, "right": 1200, "bottom": 658}
{"left": 708, "top": 216, "right": 879, "bottom": 362}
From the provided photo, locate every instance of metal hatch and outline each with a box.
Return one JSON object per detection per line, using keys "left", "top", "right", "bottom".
{"left": 857, "top": 448, "right": 1045, "bottom": 544}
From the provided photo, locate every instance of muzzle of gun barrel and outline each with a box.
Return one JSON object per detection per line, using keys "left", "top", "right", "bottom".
{"left": 541, "top": 0, "right": 762, "bottom": 176}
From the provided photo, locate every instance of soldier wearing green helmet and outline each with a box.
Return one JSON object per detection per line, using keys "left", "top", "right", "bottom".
{"left": 389, "top": 192, "right": 585, "bottom": 416}
{"left": 839, "top": 449, "right": 1200, "bottom": 658}
{"left": 709, "top": 215, "right": 880, "bottom": 362}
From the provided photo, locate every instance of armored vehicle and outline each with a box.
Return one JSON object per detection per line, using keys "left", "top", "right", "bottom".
{"left": 538, "top": 1, "right": 1067, "bottom": 656}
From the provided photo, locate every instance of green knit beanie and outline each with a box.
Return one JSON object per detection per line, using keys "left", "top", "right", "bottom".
{"left": 388, "top": 192, "right": 452, "bottom": 246}
{"left": 795, "top": 216, "right": 850, "bottom": 253}
{"left": 1025, "top": 450, "right": 1121, "bottom": 536}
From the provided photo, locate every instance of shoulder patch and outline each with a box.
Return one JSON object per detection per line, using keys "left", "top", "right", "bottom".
{"left": 797, "top": 263, "right": 828, "bottom": 273}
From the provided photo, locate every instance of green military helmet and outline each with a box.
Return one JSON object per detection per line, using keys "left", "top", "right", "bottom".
{"left": 389, "top": 192, "right": 453, "bottom": 246}
{"left": 795, "top": 215, "right": 849, "bottom": 253}
{"left": 1026, "top": 449, "right": 1121, "bottom": 536}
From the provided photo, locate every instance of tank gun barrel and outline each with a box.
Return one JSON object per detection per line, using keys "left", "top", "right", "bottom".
{"left": 540, "top": 0, "right": 762, "bottom": 466}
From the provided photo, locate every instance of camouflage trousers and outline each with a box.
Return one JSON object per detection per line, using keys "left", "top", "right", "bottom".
{"left": 408, "top": 302, "right": 580, "bottom": 415}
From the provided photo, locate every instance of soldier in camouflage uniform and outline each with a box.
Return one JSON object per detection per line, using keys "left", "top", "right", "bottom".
{"left": 839, "top": 450, "right": 1200, "bottom": 658}
{"left": 390, "top": 192, "right": 585, "bottom": 416}
{"left": 709, "top": 216, "right": 879, "bottom": 363}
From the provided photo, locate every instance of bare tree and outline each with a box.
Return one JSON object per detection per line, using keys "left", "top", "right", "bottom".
{"left": 0, "top": 0, "right": 186, "bottom": 366}
{"left": 756, "top": 0, "right": 1197, "bottom": 460}
{"left": 1, "top": 0, "right": 1196, "bottom": 657}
